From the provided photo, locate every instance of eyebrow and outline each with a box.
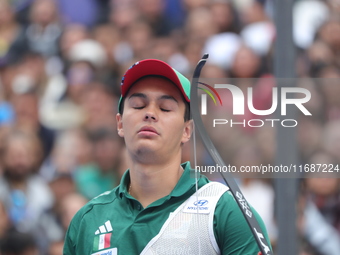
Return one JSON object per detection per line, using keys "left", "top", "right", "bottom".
{"left": 128, "top": 93, "right": 178, "bottom": 103}
{"left": 159, "top": 95, "right": 178, "bottom": 103}
{"left": 128, "top": 93, "right": 146, "bottom": 100}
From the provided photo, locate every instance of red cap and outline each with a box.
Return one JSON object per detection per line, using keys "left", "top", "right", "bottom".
{"left": 118, "top": 59, "right": 191, "bottom": 112}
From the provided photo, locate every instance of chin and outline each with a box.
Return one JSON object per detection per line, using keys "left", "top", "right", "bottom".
{"left": 132, "top": 146, "right": 161, "bottom": 162}
{"left": 135, "top": 146, "right": 157, "bottom": 156}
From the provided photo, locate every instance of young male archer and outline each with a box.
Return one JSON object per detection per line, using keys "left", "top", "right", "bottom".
{"left": 63, "top": 59, "right": 271, "bottom": 255}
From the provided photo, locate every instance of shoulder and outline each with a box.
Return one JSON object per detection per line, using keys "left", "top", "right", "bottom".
{"left": 64, "top": 187, "right": 119, "bottom": 252}
{"left": 67, "top": 187, "right": 119, "bottom": 236}
{"left": 73, "top": 187, "right": 119, "bottom": 221}
{"left": 199, "top": 181, "right": 230, "bottom": 197}
{"left": 213, "top": 187, "right": 271, "bottom": 254}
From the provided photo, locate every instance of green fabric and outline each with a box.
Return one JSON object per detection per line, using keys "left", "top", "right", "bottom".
{"left": 172, "top": 68, "right": 190, "bottom": 100}
{"left": 64, "top": 162, "right": 271, "bottom": 255}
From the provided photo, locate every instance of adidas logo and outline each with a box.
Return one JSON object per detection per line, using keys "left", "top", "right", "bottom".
{"left": 93, "top": 221, "right": 113, "bottom": 252}
{"left": 95, "top": 220, "right": 113, "bottom": 235}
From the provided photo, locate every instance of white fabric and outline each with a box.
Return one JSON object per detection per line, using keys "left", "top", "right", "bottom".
{"left": 203, "top": 33, "right": 241, "bottom": 70}
{"left": 69, "top": 39, "right": 107, "bottom": 68}
{"left": 304, "top": 199, "right": 340, "bottom": 255}
{"left": 293, "top": 0, "right": 329, "bottom": 49}
{"left": 140, "top": 182, "right": 229, "bottom": 255}
{"left": 241, "top": 22, "right": 275, "bottom": 56}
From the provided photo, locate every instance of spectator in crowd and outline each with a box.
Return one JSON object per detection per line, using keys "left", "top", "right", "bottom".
{"left": 0, "top": 0, "right": 25, "bottom": 65}
{"left": 240, "top": 1, "right": 275, "bottom": 56}
{"left": 23, "top": 0, "right": 62, "bottom": 57}
{"left": 58, "top": 24, "right": 90, "bottom": 62}
{"left": 79, "top": 82, "right": 118, "bottom": 132}
{"left": 11, "top": 89, "right": 55, "bottom": 160}
{"left": 0, "top": 130, "right": 57, "bottom": 253}
{"left": 301, "top": 151, "right": 340, "bottom": 255}
{"left": 209, "top": 0, "right": 240, "bottom": 34}
{"left": 73, "top": 127, "right": 123, "bottom": 199}
{"left": 137, "top": 0, "right": 172, "bottom": 37}
{"left": 109, "top": 0, "right": 139, "bottom": 34}
{"left": 306, "top": 151, "right": 340, "bottom": 231}
{"left": 0, "top": 229, "right": 39, "bottom": 255}
{"left": 59, "top": 193, "right": 88, "bottom": 232}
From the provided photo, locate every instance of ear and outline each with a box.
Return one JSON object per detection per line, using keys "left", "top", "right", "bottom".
{"left": 181, "top": 120, "right": 193, "bottom": 144}
{"left": 116, "top": 113, "right": 124, "bottom": 138}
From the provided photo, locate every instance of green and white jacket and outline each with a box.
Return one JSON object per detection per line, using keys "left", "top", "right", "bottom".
{"left": 63, "top": 162, "right": 271, "bottom": 255}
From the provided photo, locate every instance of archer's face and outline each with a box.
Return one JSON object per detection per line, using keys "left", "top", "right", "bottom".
{"left": 116, "top": 76, "right": 192, "bottom": 164}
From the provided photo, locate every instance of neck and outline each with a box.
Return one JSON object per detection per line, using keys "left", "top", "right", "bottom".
{"left": 128, "top": 159, "right": 184, "bottom": 208}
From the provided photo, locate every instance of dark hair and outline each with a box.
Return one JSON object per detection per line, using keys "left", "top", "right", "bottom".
{"left": 0, "top": 230, "right": 37, "bottom": 255}
{"left": 119, "top": 76, "right": 191, "bottom": 122}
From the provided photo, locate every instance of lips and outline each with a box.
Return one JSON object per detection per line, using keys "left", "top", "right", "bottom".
{"left": 138, "top": 126, "right": 159, "bottom": 135}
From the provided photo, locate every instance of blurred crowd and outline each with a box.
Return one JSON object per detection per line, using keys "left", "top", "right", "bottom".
{"left": 0, "top": 0, "right": 339, "bottom": 254}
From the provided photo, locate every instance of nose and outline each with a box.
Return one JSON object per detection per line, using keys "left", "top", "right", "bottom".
{"left": 144, "top": 104, "right": 158, "bottom": 121}
{"left": 144, "top": 112, "right": 157, "bottom": 121}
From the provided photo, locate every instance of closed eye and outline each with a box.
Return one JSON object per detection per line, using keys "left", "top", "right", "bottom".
{"left": 133, "top": 106, "right": 145, "bottom": 109}
{"left": 160, "top": 108, "right": 170, "bottom": 112}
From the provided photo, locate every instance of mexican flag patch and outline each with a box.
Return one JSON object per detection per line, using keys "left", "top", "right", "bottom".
{"left": 93, "top": 233, "right": 112, "bottom": 251}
